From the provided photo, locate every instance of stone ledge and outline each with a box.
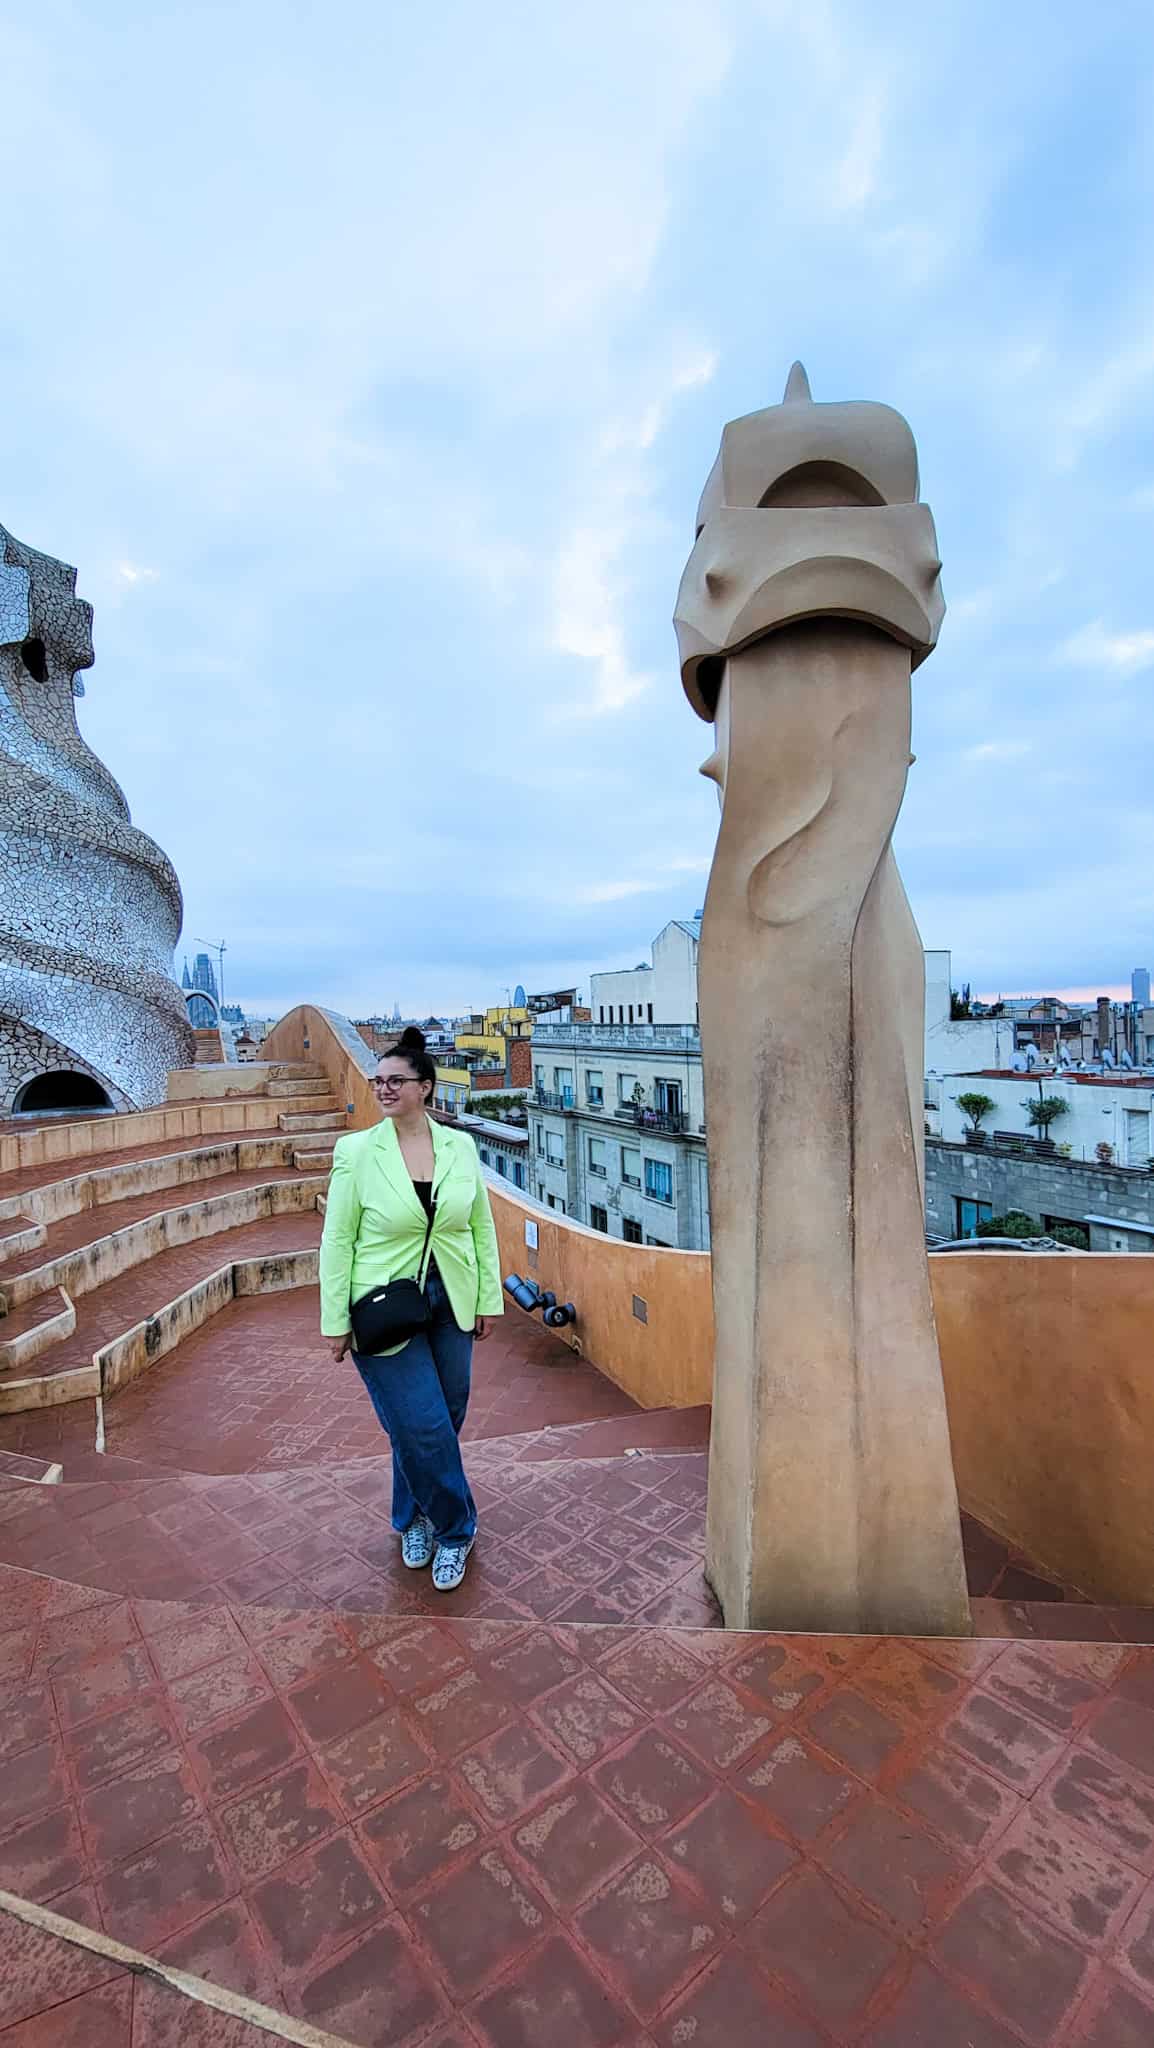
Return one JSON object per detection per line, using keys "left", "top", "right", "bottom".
{"left": 0, "top": 1177, "right": 326, "bottom": 1311}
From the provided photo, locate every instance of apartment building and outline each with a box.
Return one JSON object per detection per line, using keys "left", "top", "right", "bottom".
{"left": 529, "top": 1020, "right": 710, "bottom": 1249}
{"left": 590, "top": 917, "right": 701, "bottom": 1027}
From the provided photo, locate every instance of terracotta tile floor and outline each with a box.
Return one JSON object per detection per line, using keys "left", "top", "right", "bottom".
{"left": 99, "top": 1293, "right": 643, "bottom": 1475}
{"left": 4, "top": 1130, "right": 1154, "bottom": 2043}
{"left": 1, "top": 1564, "right": 1154, "bottom": 2044}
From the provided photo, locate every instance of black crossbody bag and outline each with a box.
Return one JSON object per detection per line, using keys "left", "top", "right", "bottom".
{"left": 349, "top": 1200, "right": 436, "bottom": 1357}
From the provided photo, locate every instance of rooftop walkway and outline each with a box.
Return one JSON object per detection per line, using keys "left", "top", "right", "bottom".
{"left": 2, "top": 1084, "right": 1154, "bottom": 2045}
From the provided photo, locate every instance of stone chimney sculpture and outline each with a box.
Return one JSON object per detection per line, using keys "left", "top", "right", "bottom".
{"left": 0, "top": 519, "right": 194, "bottom": 1110}
{"left": 675, "top": 364, "right": 970, "bottom": 1635}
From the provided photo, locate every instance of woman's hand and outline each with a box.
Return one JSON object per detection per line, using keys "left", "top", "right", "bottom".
{"left": 327, "top": 1334, "right": 352, "bottom": 1362}
{"left": 473, "top": 1317, "right": 492, "bottom": 1342}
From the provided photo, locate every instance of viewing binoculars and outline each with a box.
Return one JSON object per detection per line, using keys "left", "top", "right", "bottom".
{"left": 502, "top": 1274, "right": 577, "bottom": 1328}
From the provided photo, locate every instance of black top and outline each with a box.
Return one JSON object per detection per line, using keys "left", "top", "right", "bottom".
{"left": 412, "top": 1179, "right": 439, "bottom": 1287}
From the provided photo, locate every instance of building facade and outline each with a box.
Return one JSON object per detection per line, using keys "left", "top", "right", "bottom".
{"left": 528, "top": 1021, "right": 710, "bottom": 1248}
{"left": 590, "top": 918, "right": 701, "bottom": 1028}
{"left": 925, "top": 1138, "right": 1154, "bottom": 1252}
{"left": 461, "top": 1114, "right": 529, "bottom": 1193}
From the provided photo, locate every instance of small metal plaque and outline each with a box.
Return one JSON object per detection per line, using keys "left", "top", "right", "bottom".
{"left": 632, "top": 1294, "right": 648, "bottom": 1324}
{"left": 525, "top": 1220, "right": 538, "bottom": 1249}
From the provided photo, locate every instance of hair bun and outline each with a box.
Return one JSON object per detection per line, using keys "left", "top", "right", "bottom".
{"left": 398, "top": 1026, "right": 427, "bottom": 1052}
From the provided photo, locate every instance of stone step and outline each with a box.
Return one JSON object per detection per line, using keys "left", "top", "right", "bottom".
{"left": 265, "top": 1077, "right": 331, "bottom": 1098}
{"left": 0, "top": 1448, "right": 62, "bottom": 1484}
{"left": 0, "top": 1215, "right": 46, "bottom": 1263}
{"left": 278, "top": 1110, "right": 346, "bottom": 1132}
{"left": 0, "top": 1205, "right": 322, "bottom": 1413}
{"left": 293, "top": 1145, "right": 336, "bottom": 1170}
{"left": 0, "top": 1287, "right": 77, "bottom": 1377}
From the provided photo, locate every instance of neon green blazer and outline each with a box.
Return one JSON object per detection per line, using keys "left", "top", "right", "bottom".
{"left": 318, "top": 1117, "right": 504, "bottom": 1342}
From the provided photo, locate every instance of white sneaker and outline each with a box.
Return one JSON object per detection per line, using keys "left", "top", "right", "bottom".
{"left": 432, "top": 1539, "right": 474, "bottom": 1592}
{"left": 401, "top": 1514, "right": 434, "bottom": 1569}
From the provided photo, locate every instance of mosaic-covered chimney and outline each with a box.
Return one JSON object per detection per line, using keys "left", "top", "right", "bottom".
{"left": 0, "top": 519, "right": 194, "bottom": 1111}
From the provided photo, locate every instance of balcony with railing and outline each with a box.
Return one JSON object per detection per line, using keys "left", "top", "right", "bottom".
{"left": 531, "top": 1020, "right": 701, "bottom": 1051}
{"left": 613, "top": 1103, "right": 688, "bottom": 1135}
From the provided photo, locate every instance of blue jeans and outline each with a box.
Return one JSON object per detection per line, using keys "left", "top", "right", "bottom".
{"left": 353, "top": 1269, "right": 476, "bottom": 1546}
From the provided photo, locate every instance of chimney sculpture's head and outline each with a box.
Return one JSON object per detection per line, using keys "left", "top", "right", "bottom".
{"left": 675, "top": 363, "right": 944, "bottom": 720}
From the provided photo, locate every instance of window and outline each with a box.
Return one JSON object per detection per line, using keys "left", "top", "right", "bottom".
{"left": 623, "top": 1217, "right": 642, "bottom": 1243}
{"left": 654, "top": 1080, "right": 683, "bottom": 1125}
{"left": 586, "top": 1069, "right": 604, "bottom": 1106}
{"left": 588, "top": 1136, "right": 607, "bottom": 1177}
{"left": 618, "top": 1072, "right": 638, "bottom": 1104}
{"left": 955, "top": 1197, "right": 992, "bottom": 1239}
{"left": 646, "top": 1235, "right": 670, "bottom": 1247}
{"left": 645, "top": 1158, "right": 674, "bottom": 1204}
{"left": 534, "top": 1065, "right": 545, "bottom": 1090}
{"left": 647, "top": 1002, "right": 653, "bottom": 1023}
{"left": 535, "top": 1127, "right": 546, "bottom": 1156}
{"left": 1043, "top": 1215, "right": 1090, "bottom": 1248}
{"left": 621, "top": 1146, "right": 641, "bottom": 1187}
{"left": 553, "top": 1067, "right": 574, "bottom": 1108}
{"left": 590, "top": 1204, "right": 608, "bottom": 1233}
{"left": 479, "top": 1147, "right": 491, "bottom": 1164}
{"left": 546, "top": 1133, "right": 565, "bottom": 1166}
{"left": 599, "top": 1006, "right": 605, "bottom": 1023}
{"left": 512, "top": 1161, "right": 525, "bottom": 1189}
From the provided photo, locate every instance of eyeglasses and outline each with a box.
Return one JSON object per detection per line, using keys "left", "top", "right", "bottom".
{"left": 373, "top": 1075, "right": 421, "bottom": 1093}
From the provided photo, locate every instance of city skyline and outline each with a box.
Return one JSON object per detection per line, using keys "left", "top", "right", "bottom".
{"left": 3, "top": 1, "right": 1152, "bottom": 1021}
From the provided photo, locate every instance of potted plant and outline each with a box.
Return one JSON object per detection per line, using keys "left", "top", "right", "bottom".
{"left": 1095, "top": 1140, "right": 1115, "bottom": 1166}
{"left": 1023, "top": 1094, "right": 1068, "bottom": 1153}
{"left": 954, "top": 1092, "right": 996, "bottom": 1147}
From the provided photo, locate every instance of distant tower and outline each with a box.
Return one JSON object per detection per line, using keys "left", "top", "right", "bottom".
{"left": 1133, "top": 968, "right": 1151, "bottom": 1008}
{"left": 188, "top": 952, "right": 219, "bottom": 1030}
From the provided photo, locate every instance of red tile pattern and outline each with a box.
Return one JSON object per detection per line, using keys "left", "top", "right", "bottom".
{"left": 5, "top": 1126, "right": 1154, "bottom": 2046}
{"left": 0, "top": 1566, "right": 1153, "bottom": 2043}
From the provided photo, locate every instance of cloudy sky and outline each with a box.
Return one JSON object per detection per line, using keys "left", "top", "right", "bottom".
{"left": 4, "top": 0, "right": 1153, "bottom": 1016}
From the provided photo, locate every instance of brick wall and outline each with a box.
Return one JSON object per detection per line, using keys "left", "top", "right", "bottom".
{"left": 507, "top": 1038, "right": 532, "bottom": 1089}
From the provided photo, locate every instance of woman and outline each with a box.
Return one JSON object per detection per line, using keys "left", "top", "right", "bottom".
{"left": 319, "top": 1026, "right": 503, "bottom": 1591}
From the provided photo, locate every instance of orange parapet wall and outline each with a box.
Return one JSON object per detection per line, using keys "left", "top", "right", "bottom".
{"left": 930, "top": 1250, "right": 1154, "bottom": 1607}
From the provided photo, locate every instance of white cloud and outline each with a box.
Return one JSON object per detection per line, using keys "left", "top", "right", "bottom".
{"left": 549, "top": 347, "right": 719, "bottom": 717}
{"left": 116, "top": 562, "right": 159, "bottom": 585}
{"left": 598, "top": 351, "right": 719, "bottom": 457}
{"left": 574, "top": 879, "right": 665, "bottom": 904}
{"left": 552, "top": 527, "right": 655, "bottom": 715}
{"left": 1063, "top": 333, "right": 1154, "bottom": 441}
{"left": 1057, "top": 621, "right": 1154, "bottom": 677}
{"left": 962, "top": 740, "right": 1032, "bottom": 764}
